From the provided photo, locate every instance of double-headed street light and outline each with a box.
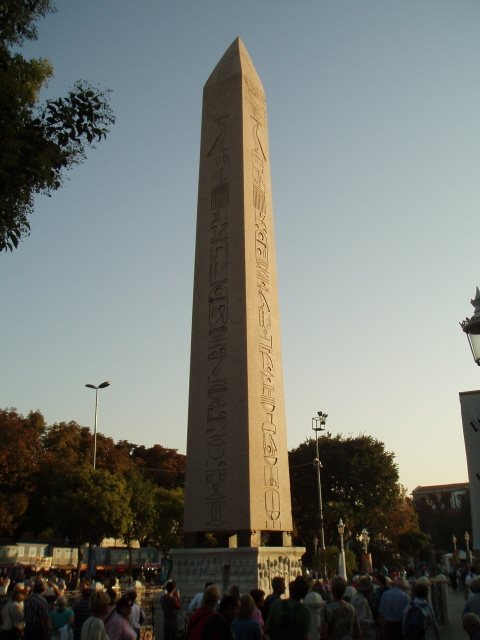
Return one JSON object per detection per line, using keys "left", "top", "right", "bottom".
{"left": 85, "top": 381, "right": 111, "bottom": 469}
{"left": 460, "top": 288, "right": 480, "bottom": 365}
{"left": 312, "top": 411, "right": 327, "bottom": 579}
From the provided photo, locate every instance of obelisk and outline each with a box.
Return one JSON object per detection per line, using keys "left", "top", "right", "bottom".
{"left": 172, "top": 38, "right": 302, "bottom": 595}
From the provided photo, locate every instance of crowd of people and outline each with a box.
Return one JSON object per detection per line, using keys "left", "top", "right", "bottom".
{"left": 156, "top": 565, "right": 480, "bottom": 640}
{"left": 0, "top": 578, "right": 145, "bottom": 640}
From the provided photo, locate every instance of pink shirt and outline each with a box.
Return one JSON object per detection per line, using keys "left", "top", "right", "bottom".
{"left": 253, "top": 607, "right": 264, "bottom": 629}
{"left": 105, "top": 612, "right": 136, "bottom": 640}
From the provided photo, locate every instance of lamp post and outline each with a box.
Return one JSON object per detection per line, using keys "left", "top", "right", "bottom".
{"left": 453, "top": 534, "right": 457, "bottom": 553}
{"left": 359, "top": 528, "right": 370, "bottom": 554}
{"left": 337, "top": 518, "right": 347, "bottom": 579}
{"left": 460, "top": 288, "right": 480, "bottom": 365}
{"left": 465, "top": 531, "right": 471, "bottom": 563}
{"left": 312, "top": 411, "right": 327, "bottom": 579}
{"left": 85, "top": 381, "right": 111, "bottom": 469}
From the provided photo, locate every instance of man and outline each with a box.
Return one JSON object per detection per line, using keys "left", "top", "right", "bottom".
{"left": 159, "top": 581, "right": 181, "bottom": 640}
{"left": 263, "top": 576, "right": 286, "bottom": 622}
{"left": 188, "top": 582, "right": 215, "bottom": 613}
{"left": 403, "top": 582, "right": 439, "bottom": 640}
{"left": 23, "top": 580, "right": 49, "bottom": 640}
{"left": 201, "top": 595, "right": 239, "bottom": 640}
{"left": 351, "top": 578, "right": 376, "bottom": 640}
{"left": 379, "top": 577, "right": 410, "bottom": 640}
{"left": 72, "top": 583, "right": 92, "bottom": 640}
{"left": 463, "top": 613, "right": 480, "bottom": 640}
{"left": 264, "top": 576, "right": 311, "bottom": 640}
{"left": 465, "top": 577, "right": 480, "bottom": 617}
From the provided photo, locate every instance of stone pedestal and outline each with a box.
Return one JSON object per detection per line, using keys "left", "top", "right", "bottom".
{"left": 170, "top": 546, "right": 305, "bottom": 600}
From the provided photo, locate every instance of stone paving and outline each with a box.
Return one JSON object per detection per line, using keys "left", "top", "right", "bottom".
{"left": 439, "top": 588, "right": 467, "bottom": 640}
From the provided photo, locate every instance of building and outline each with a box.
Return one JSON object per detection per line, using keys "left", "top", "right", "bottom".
{"left": 412, "top": 482, "right": 469, "bottom": 509}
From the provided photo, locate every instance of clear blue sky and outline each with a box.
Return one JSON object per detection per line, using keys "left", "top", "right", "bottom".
{"left": 2, "top": 0, "right": 480, "bottom": 495}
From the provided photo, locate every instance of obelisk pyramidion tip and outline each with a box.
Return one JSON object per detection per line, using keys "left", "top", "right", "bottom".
{"left": 205, "top": 37, "right": 263, "bottom": 89}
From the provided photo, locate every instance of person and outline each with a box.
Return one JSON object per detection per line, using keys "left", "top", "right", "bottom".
{"left": 126, "top": 591, "right": 144, "bottom": 640}
{"left": 229, "top": 586, "right": 240, "bottom": 599}
{"left": 23, "top": 580, "right": 49, "bottom": 640}
{"left": 403, "top": 582, "right": 439, "bottom": 640}
{"left": 351, "top": 577, "right": 375, "bottom": 640}
{"left": 310, "top": 581, "right": 326, "bottom": 601}
{"left": 231, "top": 595, "right": 261, "bottom": 640}
{"left": 463, "top": 613, "right": 480, "bottom": 640}
{"left": 201, "top": 595, "right": 239, "bottom": 640}
{"left": 262, "top": 577, "right": 286, "bottom": 622}
{"left": 465, "top": 578, "right": 480, "bottom": 617}
{"left": 378, "top": 577, "right": 410, "bottom": 640}
{"left": 104, "top": 595, "right": 135, "bottom": 640}
{"left": 450, "top": 565, "right": 458, "bottom": 592}
{"left": 188, "top": 583, "right": 214, "bottom": 614}
{"left": 159, "top": 582, "right": 181, "bottom": 640}
{"left": 187, "top": 585, "right": 221, "bottom": 640}
{"left": 48, "top": 597, "right": 73, "bottom": 640}
{"left": 318, "top": 575, "right": 361, "bottom": 640}
{"left": 72, "top": 585, "right": 92, "bottom": 640}
{"left": 249, "top": 589, "right": 265, "bottom": 631}
{"left": 467, "top": 568, "right": 479, "bottom": 601}
{"left": 80, "top": 591, "right": 110, "bottom": 640}
{"left": 264, "top": 576, "right": 311, "bottom": 640}
{"left": 1, "top": 583, "right": 26, "bottom": 640}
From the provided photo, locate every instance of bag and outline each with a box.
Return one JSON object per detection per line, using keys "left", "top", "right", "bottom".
{"left": 272, "top": 601, "right": 302, "bottom": 640}
{"left": 404, "top": 602, "right": 427, "bottom": 640}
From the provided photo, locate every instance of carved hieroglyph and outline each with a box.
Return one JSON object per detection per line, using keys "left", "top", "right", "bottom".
{"left": 184, "top": 38, "right": 293, "bottom": 541}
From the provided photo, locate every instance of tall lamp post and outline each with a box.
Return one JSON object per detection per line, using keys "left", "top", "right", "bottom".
{"left": 465, "top": 532, "right": 471, "bottom": 563}
{"left": 312, "top": 411, "right": 327, "bottom": 579}
{"left": 337, "top": 518, "right": 347, "bottom": 579}
{"left": 85, "top": 381, "right": 111, "bottom": 469}
{"left": 453, "top": 535, "right": 457, "bottom": 553}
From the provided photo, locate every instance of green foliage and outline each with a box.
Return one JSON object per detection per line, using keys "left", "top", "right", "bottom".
{"left": 48, "top": 466, "right": 132, "bottom": 546}
{"left": 313, "top": 547, "right": 357, "bottom": 578}
{"left": 147, "top": 487, "right": 184, "bottom": 557}
{"left": 0, "top": 407, "right": 186, "bottom": 543}
{"left": 396, "top": 529, "right": 430, "bottom": 557}
{"left": 0, "top": 0, "right": 114, "bottom": 252}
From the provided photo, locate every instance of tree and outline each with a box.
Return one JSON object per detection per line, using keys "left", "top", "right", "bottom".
{"left": 47, "top": 466, "right": 132, "bottom": 585}
{"left": 147, "top": 487, "right": 184, "bottom": 557}
{"left": 0, "top": 0, "right": 115, "bottom": 251}
{"left": 131, "top": 444, "right": 186, "bottom": 489}
{"left": 313, "top": 547, "right": 357, "bottom": 578}
{"left": 289, "top": 434, "right": 401, "bottom": 557}
{"left": 0, "top": 408, "right": 45, "bottom": 537}
{"left": 123, "top": 471, "right": 157, "bottom": 573}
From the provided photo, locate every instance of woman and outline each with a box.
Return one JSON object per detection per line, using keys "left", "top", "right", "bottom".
{"left": 81, "top": 591, "right": 110, "bottom": 640}
{"left": 249, "top": 589, "right": 265, "bottom": 631}
{"left": 186, "top": 585, "right": 220, "bottom": 640}
{"left": 104, "top": 596, "right": 136, "bottom": 640}
{"left": 231, "top": 594, "right": 261, "bottom": 640}
{"left": 319, "top": 576, "right": 361, "bottom": 640}
{"left": 0, "top": 583, "right": 26, "bottom": 640}
{"left": 48, "top": 597, "right": 73, "bottom": 640}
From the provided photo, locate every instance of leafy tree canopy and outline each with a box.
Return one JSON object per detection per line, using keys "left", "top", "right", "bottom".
{"left": 0, "top": 0, "right": 115, "bottom": 251}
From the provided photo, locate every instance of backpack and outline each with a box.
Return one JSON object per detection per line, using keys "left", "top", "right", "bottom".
{"left": 404, "top": 602, "right": 427, "bottom": 640}
{"left": 272, "top": 601, "right": 302, "bottom": 640}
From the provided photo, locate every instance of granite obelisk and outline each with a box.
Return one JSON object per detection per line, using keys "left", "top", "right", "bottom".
{"left": 172, "top": 39, "right": 302, "bottom": 595}
{"left": 184, "top": 37, "right": 292, "bottom": 546}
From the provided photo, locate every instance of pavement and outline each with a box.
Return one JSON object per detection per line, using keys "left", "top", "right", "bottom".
{"left": 439, "top": 588, "right": 467, "bottom": 640}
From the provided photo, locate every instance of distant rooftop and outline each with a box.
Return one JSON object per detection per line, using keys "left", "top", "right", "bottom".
{"left": 412, "top": 482, "right": 469, "bottom": 494}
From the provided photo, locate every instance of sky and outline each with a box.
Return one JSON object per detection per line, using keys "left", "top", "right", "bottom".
{"left": 1, "top": 0, "right": 480, "bottom": 495}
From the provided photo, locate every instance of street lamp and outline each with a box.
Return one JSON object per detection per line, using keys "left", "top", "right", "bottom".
{"left": 465, "top": 531, "right": 471, "bottom": 562}
{"left": 312, "top": 411, "right": 327, "bottom": 579}
{"left": 460, "top": 288, "right": 480, "bottom": 365}
{"left": 359, "top": 528, "right": 370, "bottom": 554}
{"left": 85, "top": 381, "right": 111, "bottom": 469}
{"left": 453, "top": 534, "right": 457, "bottom": 553}
{"left": 337, "top": 518, "right": 347, "bottom": 579}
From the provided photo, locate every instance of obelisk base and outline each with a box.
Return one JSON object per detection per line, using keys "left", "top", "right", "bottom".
{"left": 170, "top": 547, "right": 305, "bottom": 601}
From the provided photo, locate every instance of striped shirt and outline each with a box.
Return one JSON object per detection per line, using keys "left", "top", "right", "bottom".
{"left": 24, "top": 593, "right": 49, "bottom": 624}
